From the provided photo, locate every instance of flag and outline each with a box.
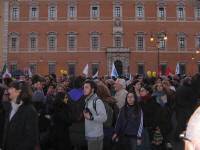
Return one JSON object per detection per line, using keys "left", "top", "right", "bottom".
{"left": 2, "top": 64, "right": 11, "bottom": 78}
{"left": 83, "top": 64, "right": 89, "bottom": 77}
{"left": 165, "top": 67, "right": 175, "bottom": 76}
{"left": 28, "top": 68, "right": 32, "bottom": 78}
{"left": 111, "top": 63, "right": 118, "bottom": 78}
{"left": 175, "top": 63, "right": 180, "bottom": 75}
{"left": 129, "top": 74, "right": 132, "bottom": 80}
{"left": 92, "top": 71, "right": 98, "bottom": 78}
{"left": 158, "top": 66, "right": 162, "bottom": 76}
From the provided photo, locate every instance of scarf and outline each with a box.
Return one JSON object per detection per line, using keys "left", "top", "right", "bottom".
{"left": 140, "top": 93, "right": 152, "bottom": 103}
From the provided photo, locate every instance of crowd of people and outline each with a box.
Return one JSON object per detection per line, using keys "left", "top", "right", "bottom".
{"left": 0, "top": 72, "right": 200, "bottom": 150}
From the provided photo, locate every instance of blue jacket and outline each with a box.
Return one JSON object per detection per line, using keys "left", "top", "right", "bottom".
{"left": 115, "top": 105, "right": 143, "bottom": 139}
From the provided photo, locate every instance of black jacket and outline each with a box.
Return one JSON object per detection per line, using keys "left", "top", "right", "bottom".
{"left": 3, "top": 103, "right": 39, "bottom": 150}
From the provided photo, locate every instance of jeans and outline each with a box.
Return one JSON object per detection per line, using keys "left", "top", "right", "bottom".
{"left": 88, "top": 139, "right": 103, "bottom": 150}
{"left": 129, "top": 138, "right": 137, "bottom": 150}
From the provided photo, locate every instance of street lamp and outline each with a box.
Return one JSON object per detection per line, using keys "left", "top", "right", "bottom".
{"left": 150, "top": 32, "right": 168, "bottom": 74}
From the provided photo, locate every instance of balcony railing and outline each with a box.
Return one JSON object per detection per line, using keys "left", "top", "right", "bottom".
{"left": 106, "top": 47, "right": 130, "bottom": 53}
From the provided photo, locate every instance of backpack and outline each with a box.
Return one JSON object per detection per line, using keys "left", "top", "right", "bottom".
{"left": 93, "top": 97, "right": 114, "bottom": 128}
{"left": 69, "top": 95, "right": 86, "bottom": 123}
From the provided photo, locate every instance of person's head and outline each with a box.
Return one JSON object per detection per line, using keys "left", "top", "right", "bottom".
{"left": 47, "top": 84, "right": 56, "bottom": 94}
{"left": 153, "top": 82, "right": 164, "bottom": 92}
{"left": 19, "top": 74, "right": 26, "bottom": 81}
{"left": 44, "top": 75, "right": 51, "bottom": 85}
{"left": 133, "top": 80, "right": 141, "bottom": 91}
{"left": 32, "top": 74, "right": 43, "bottom": 90}
{"left": 56, "top": 84, "right": 65, "bottom": 93}
{"left": 124, "top": 92, "right": 139, "bottom": 119}
{"left": 114, "top": 78, "right": 126, "bottom": 91}
{"left": 83, "top": 80, "right": 97, "bottom": 97}
{"left": 137, "top": 75, "right": 143, "bottom": 83}
{"left": 96, "top": 82, "right": 111, "bottom": 101}
{"left": 3, "top": 77, "right": 13, "bottom": 88}
{"left": 140, "top": 85, "right": 152, "bottom": 97}
{"left": 181, "top": 107, "right": 200, "bottom": 150}
{"left": 74, "top": 76, "right": 85, "bottom": 89}
{"left": 8, "top": 81, "right": 33, "bottom": 104}
{"left": 125, "top": 92, "right": 137, "bottom": 106}
{"left": 54, "top": 92, "right": 69, "bottom": 105}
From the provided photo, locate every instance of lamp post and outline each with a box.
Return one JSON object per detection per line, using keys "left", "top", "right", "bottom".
{"left": 150, "top": 33, "right": 167, "bottom": 74}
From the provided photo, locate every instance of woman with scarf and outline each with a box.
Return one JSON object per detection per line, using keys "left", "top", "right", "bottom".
{"left": 152, "top": 82, "right": 174, "bottom": 150}
{"left": 139, "top": 85, "right": 158, "bottom": 150}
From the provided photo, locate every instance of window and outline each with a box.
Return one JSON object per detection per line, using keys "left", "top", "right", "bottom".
{"left": 178, "top": 7, "right": 184, "bottom": 18}
{"left": 91, "top": 37, "right": 99, "bottom": 48}
{"left": 11, "top": 37, "right": 17, "bottom": 48}
{"left": 10, "top": 63, "right": 17, "bottom": 73}
{"left": 195, "top": 7, "right": 200, "bottom": 18}
{"left": 114, "top": 6, "right": 121, "bottom": 17}
{"left": 179, "top": 63, "right": 186, "bottom": 75}
{"left": 47, "top": 32, "right": 57, "bottom": 50}
{"left": 31, "top": 7, "right": 38, "bottom": 18}
{"left": 67, "top": 32, "right": 77, "bottom": 50}
{"left": 158, "top": 7, "right": 165, "bottom": 18}
{"left": 68, "top": 36, "right": 76, "bottom": 48}
{"left": 29, "top": 63, "right": 37, "bottom": 74}
{"left": 49, "top": 37, "right": 55, "bottom": 48}
{"left": 136, "top": 7, "right": 144, "bottom": 17}
{"left": 137, "top": 64, "right": 145, "bottom": 74}
{"left": 48, "top": 63, "right": 56, "bottom": 74}
{"left": 114, "top": 37, "right": 122, "bottom": 47}
{"left": 137, "top": 36, "right": 144, "bottom": 49}
{"left": 12, "top": 7, "right": 19, "bottom": 19}
{"left": 9, "top": 32, "right": 19, "bottom": 50}
{"left": 91, "top": 6, "right": 99, "bottom": 18}
{"left": 196, "top": 37, "right": 200, "bottom": 49}
{"left": 50, "top": 6, "right": 56, "bottom": 18}
{"left": 30, "top": 37, "right": 37, "bottom": 49}
{"left": 179, "top": 37, "right": 185, "bottom": 48}
{"left": 161, "top": 64, "right": 167, "bottom": 75}
{"left": 69, "top": 6, "right": 76, "bottom": 18}
{"left": 92, "top": 63, "right": 99, "bottom": 76}
{"left": 29, "top": 32, "right": 39, "bottom": 49}
{"left": 68, "top": 63, "right": 76, "bottom": 76}
{"left": 159, "top": 39, "right": 166, "bottom": 48}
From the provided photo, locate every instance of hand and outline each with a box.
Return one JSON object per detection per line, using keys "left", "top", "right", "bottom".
{"left": 112, "top": 134, "right": 117, "bottom": 141}
{"left": 83, "top": 112, "right": 91, "bottom": 120}
{"left": 137, "top": 139, "right": 142, "bottom": 146}
{"left": 45, "top": 115, "right": 51, "bottom": 120}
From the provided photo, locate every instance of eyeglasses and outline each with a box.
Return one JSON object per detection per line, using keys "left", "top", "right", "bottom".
{"left": 179, "top": 131, "right": 191, "bottom": 142}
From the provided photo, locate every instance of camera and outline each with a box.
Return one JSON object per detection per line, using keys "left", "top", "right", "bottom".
{"left": 83, "top": 107, "right": 93, "bottom": 120}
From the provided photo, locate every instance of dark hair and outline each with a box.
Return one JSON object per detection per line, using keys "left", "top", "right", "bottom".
{"left": 84, "top": 80, "right": 97, "bottom": 93}
{"left": 133, "top": 79, "right": 140, "bottom": 86}
{"left": 141, "top": 84, "right": 152, "bottom": 94}
{"left": 124, "top": 92, "right": 140, "bottom": 120}
{"left": 54, "top": 92, "right": 69, "bottom": 107}
{"left": 3, "top": 78, "right": 13, "bottom": 87}
{"left": 74, "top": 76, "right": 85, "bottom": 88}
{"left": 31, "top": 74, "right": 43, "bottom": 84}
{"left": 9, "top": 81, "right": 33, "bottom": 104}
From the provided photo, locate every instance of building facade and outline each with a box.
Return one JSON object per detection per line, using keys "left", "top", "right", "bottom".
{"left": 6, "top": 0, "right": 200, "bottom": 76}
{"left": 0, "top": 0, "right": 5, "bottom": 68}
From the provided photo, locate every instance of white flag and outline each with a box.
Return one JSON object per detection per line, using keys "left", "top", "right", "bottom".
{"left": 92, "top": 71, "right": 98, "bottom": 78}
{"left": 175, "top": 63, "right": 180, "bottom": 75}
{"left": 28, "top": 68, "right": 32, "bottom": 78}
{"left": 83, "top": 64, "right": 89, "bottom": 77}
{"left": 111, "top": 63, "right": 118, "bottom": 78}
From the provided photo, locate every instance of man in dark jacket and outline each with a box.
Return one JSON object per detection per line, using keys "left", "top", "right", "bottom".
{"left": 175, "top": 77, "right": 197, "bottom": 141}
